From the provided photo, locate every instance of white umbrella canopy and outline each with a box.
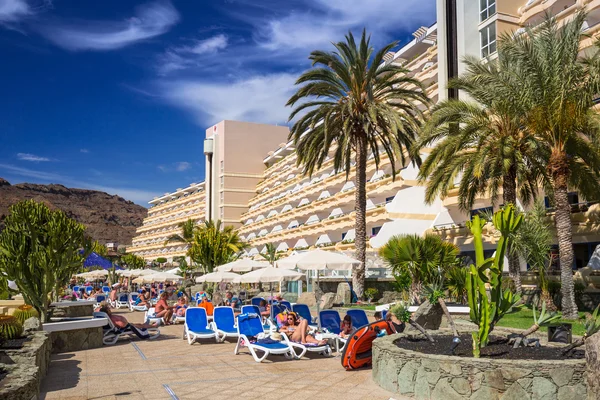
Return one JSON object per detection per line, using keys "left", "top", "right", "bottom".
{"left": 216, "top": 258, "right": 270, "bottom": 273}
{"left": 234, "top": 267, "right": 303, "bottom": 284}
{"left": 85, "top": 270, "right": 109, "bottom": 279}
{"left": 120, "top": 269, "right": 156, "bottom": 278}
{"left": 277, "top": 249, "right": 361, "bottom": 271}
{"left": 132, "top": 272, "right": 182, "bottom": 284}
{"left": 196, "top": 270, "right": 240, "bottom": 283}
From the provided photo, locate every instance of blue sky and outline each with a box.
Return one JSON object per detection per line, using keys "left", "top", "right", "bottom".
{"left": 0, "top": 0, "right": 436, "bottom": 206}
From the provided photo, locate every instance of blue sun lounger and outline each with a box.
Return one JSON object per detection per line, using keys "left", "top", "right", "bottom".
{"left": 213, "top": 306, "right": 239, "bottom": 342}
{"left": 292, "top": 304, "right": 318, "bottom": 327}
{"left": 347, "top": 309, "right": 370, "bottom": 329}
{"left": 234, "top": 313, "right": 300, "bottom": 363}
{"left": 184, "top": 307, "right": 218, "bottom": 345}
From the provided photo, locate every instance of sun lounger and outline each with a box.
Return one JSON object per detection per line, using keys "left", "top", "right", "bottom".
{"left": 241, "top": 305, "right": 274, "bottom": 331}
{"left": 183, "top": 307, "right": 218, "bottom": 345}
{"left": 128, "top": 293, "right": 148, "bottom": 312}
{"left": 93, "top": 311, "right": 159, "bottom": 345}
{"left": 347, "top": 309, "right": 370, "bottom": 329}
{"left": 292, "top": 304, "right": 318, "bottom": 327}
{"left": 279, "top": 301, "right": 292, "bottom": 311}
{"left": 319, "top": 310, "right": 347, "bottom": 352}
{"left": 250, "top": 297, "right": 264, "bottom": 307}
{"left": 102, "top": 286, "right": 111, "bottom": 296}
{"left": 93, "top": 295, "right": 107, "bottom": 308}
{"left": 234, "top": 313, "right": 300, "bottom": 363}
{"left": 111, "top": 293, "right": 130, "bottom": 309}
{"left": 287, "top": 339, "right": 332, "bottom": 358}
{"left": 145, "top": 307, "right": 165, "bottom": 326}
{"left": 213, "top": 306, "right": 239, "bottom": 342}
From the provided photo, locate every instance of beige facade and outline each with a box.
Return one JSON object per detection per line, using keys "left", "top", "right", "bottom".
{"left": 128, "top": 183, "right": 206, "bottom": 261}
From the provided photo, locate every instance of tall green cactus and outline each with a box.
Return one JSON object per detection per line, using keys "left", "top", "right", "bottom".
{"left": 466, "top": 205, "right": 522, "bottom": 357}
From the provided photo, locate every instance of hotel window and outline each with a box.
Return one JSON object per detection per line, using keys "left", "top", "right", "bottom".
{"left": 220, "top": 176, "right": 224, "bottom": 189}
{"left": 372, "top": 226, "right": 382, "bottom": 236}
{"left": 220, "top": 160, "right": 224, "bottom": 173}
{"left": 480, "top": 23, "right": 497, "bottom": 58}
{"left": 480, "top": 0, "right": 496, "bottom": 22}
{"left": 220, "top": 192, "right": 224, "bottom": 202}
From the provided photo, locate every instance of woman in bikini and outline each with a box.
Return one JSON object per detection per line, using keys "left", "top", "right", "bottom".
{"left": 279, "top": 312, "right": 326, "bottom": 345}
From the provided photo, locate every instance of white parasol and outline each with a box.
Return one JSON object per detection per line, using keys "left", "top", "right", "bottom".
{"left": 216, "top": 258, "right": 270, "bottom": 272}
{"left": 132, "top": 272, "right": 182, "bottom": 284}
{"left": 196, "top": 270, "right": 240, "bottom": 283}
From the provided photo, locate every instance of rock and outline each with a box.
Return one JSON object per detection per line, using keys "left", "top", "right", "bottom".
{"left": 23, "top": 317, "right": 41, "bottom": 333}
{"left": 211, "top": 292, "right": 223, "bottom": 307}
{"left": 531, "top": 377, "right": 557, "bottom": 400}
{"left": 586, "top": 331, "right": 600, "bottom": 399}
{"left": 501, "top": 367, "right": 531, "bottom": 381}
{"left": 439, "top": 360, "right": 462, "bottom": 376}
{"left": 397, "top": 360, "right": 418, "bottom": 394}
{"left": 320, "top": 293, "right": 336, "bottom": 310}
{"left": 381, "top": 290, "right": 404, "bottom": 304}
{"left": 503, "top": 382, "right": 531, "bottom": 400}
{"left": 484, "top": 369, "right": 505, "bottom": 391}
{"left": 297, "top": 292, "right": 316, "bottom": 307}
{"left": 518, "top": 378, "right": 533, "bottom": 392}
{"left": 431, "top": 378, "right": 463, "bottom": 400}
{"left": 0, "top": 180, "right": 146, "bottom": 244}
{"left": 470, "top": 386, "right": 499, "bottom": 400}
{"left": 406, "top": 300, "right": 443, "bottom": 332}
{"left": 414, "top": 366, "right": 431, "bottom": 400}
{"left": 549, "top": 368, "right": 574, "bottom": 388}
{"left": 334, "top": 282, "right": 351, "bottom": 305}
{"left": 557, "top": 384, "right": 586, "bottom": 400}
{"left": 450, "top": 377, "right": 471, "bottom": 396}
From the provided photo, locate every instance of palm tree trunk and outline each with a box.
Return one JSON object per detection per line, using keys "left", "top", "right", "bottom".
{"left": 550, "top": 152, "right": 578, "bottom": 320}
{"left": 503, "top": 167, "right": 522, "bottom": 294}
{"left": 438, "top": 298, "right": 458, "bottom": 337}
{"left": 353, "top": 134, "right": 368, "bottom": 300}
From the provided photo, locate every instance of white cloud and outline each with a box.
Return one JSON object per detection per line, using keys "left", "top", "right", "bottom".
{"left": 162, "top": 73, "right": 297, "bottom": 125}
{"left": 0, "top": 0, "right": 30, "bottom": 22}
{"left": 154, "top": 0, "right": 436, "bottom": 126}
{"left": 17, "top": 152, "right": 51, "bottom": 162}
{"left": 38, "top": 1, "right": 179, "bottom": 51}
{"left": 80, "top": 148, "right": 89, "bottom": 153}
{"left": 175, "top": 161, "right": 191, "bottom": 171}
{"left": 157, "top": 34, "right": 228, "bottom": 75}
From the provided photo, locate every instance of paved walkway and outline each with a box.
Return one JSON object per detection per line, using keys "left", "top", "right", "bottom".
{"left": 41, "top": 310, "right": 398, "bottom": 400}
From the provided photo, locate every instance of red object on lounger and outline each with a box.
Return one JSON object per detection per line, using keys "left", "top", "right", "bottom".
{"left": 340, "top": 320, "right": 395, "bottom": 370}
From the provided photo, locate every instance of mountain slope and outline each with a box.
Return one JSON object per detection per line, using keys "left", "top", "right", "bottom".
{"left": 0, "top": 178, "right": 147, "bottom": 245}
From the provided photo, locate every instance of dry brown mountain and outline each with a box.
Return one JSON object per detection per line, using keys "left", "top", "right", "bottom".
{"left": 0, "top": 178, "right": 147, "bottom": 245}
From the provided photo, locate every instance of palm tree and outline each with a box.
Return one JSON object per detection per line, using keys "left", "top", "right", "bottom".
{"left": 260, "top": 243, "right": 280, "bottom": 266}
{"left": 164, "top": 219, "right": 196, "bottom": 246}
{"left": 189, "top": 220, "right": 246, "bottom": 273}
{"left": 417, "top": 54, "right": 546, "bottom": 294}
{"left": 500, "top": 11, "right": 600, "bottom": 319}
{"left": 287, "top": 30, "right": 429, "bottom": 299}
{"left": 379, "top": 234, "right": 459, "bottom": 304}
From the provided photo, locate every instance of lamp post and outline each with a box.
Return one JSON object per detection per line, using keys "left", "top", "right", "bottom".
{"left": 204, "top": 138, "right": 214, "bottom": 222}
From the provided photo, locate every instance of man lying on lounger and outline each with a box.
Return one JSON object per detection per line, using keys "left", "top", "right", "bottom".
{"left": 99, "top": 305, "right": 157, "bottom": 329}
{"left": 279, "top": 312, "right": 327, "bottom": 345}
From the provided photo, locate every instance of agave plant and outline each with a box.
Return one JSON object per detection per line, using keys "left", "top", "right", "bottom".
{"left": 389, "top": 302, "right": 434, "bottom": 343}
{"left": 424, "top": 281, "right": 459, "bottom": 338}
{"left": 562, "top": 306, "right": 600, "bottom": 355}
{"left": 512, "top": 303, "right": 560, "bottom": 348}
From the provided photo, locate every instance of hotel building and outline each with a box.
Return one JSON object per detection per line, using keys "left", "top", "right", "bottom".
{"left": 129, "top": 0, "right": 600, "bottom": 272}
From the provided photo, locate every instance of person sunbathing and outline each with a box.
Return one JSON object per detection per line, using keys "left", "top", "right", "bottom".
{"left": 137, "top": 288, "right": 151, "bottom": 308}
{"left": 174, "top": 296, "right": 188, "bottom": 317}
{"left": 99, "top": 305, "right": 155, "bottom": 329}
{"left": 155, "top": 292, "right": 174, "bottom": 324}
{"left": 258, "top": 299, "right": 270, "bottom": 317}
{"left": 279, "top": 312, "right": 327, "bottom": 345}
{"left": 340, "top": 315, "right": 353, "bottom": 338}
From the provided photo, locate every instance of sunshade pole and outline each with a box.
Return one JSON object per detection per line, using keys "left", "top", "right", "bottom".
{"left": 316, "top": 270, "right": 321, "bottom": 330}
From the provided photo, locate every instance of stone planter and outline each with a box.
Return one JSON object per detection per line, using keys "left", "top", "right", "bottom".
{"left": 372, "top": 331, "right": 587, "bottom": 399}
{"left": 49, "top": 300, "right": 95, "bottom": 318}
{"left": 43, "top": 318, "right": 106, "bottom": 353}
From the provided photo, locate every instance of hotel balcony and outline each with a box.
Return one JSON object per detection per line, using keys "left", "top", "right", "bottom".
{"left": 135, "top": 207, "right": 205, "bottom": 234}
{"left": 518, "top": 0, "right": 577, "bottom": 26}
{"left": 239, "top": 171, "right": 404, "bottom": 238}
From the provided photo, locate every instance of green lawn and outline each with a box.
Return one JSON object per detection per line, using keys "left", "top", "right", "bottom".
{"left": 495, "top": 306, "right": 587, "bottom": 336}
{"left": 346, "top": 304, "right": 377, "bottom": 310}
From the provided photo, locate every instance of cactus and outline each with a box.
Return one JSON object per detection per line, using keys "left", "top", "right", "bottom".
{"left": 12, "top": 305, "right": 39, "bottom": 324}
{"left": 512, "top": 302, "right": 560, "bottom": 348}
{"left": 0, "top": 315, "right": 23, "bottom": 340}
{"left": 466, "top": 205, "right": 522, "bottom": 357}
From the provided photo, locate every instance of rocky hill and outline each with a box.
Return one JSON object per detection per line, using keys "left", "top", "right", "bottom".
{"left": 0, "top": 178, "right": 147, "bottom": 245}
